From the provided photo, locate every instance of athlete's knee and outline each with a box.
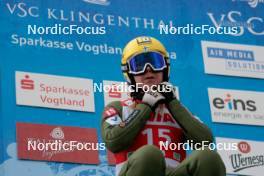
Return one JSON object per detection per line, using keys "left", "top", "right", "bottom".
{"left": 133, "top": 145, "right": 164, "bottom": 164}
{"left": 195, "top": 148, "right": 226, "bottom": 174}
{"left": 129, "top": 145, "right": 165, "bottom": 175}
{"left": 119, "top": 145, "right": 165, "bottom": 176}
{"left": 197, "top": 148, "right": 224, "bottom": 164}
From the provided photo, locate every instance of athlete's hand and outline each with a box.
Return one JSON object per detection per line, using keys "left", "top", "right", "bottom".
{"left": 141, "top": 90, "right": 165, "bottom": 109}
{"left": 157, "top": 82, "right": 177, "bottom": 103}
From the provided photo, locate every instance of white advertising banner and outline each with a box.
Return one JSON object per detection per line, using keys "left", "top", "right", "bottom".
{"left": 216, "top": 137, "right": 264, "bottom": 176}
{"left": 201, "top": 41, "right": 264, "bottom": 79}
{"left": 16, "top": 71, "right": 95, "bottom": 112}
{"left": 208, "top": 88, "right": 264, "bottom": 126}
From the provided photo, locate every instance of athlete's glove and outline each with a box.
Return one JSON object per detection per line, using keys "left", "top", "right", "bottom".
{"left": 141, "top": 90, "right": 165, "bottom": 108}
{"left": 157, "top": 82, "right": 177, "bottom": 103}
{"left": 131, "top": 89, "right": 165, "bottom": 109}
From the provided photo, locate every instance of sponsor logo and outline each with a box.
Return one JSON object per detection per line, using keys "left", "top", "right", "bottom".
{"left": 207, "top": 47, "right": 255, "bottom": 61}
{"left": 108, "top": 84, "right": 122, "bottom": 98}
{"left": 105, "top": 115, "right": 122, "bottom": 125}
{"left": 5, "top": 2, "right": 175, "bottom": 30}
{"left": 103, "top": 80, "right": 129, "bottom": 106}
{"left": 212, "top": 93, "right": 257, "bottom": 112}
{"left": 83, "top": 0, "right": 110, "bottom": 6}
{"left": 238, "top": 141, "right": 251, "bottom": 153}
{"left": 201, "top": 41, "right": 264, "bottom": 79}
{"left": 208, "top": 88, "right": 264, "bottom": 126}
{"left": 16, "top": 122, "right": 100, "bottom": 164}
{"left": 232, "top": 143, "right": 264, "bottom": 173}
{"left": 149, "top": 111, "right": 176, "bottom": 124}
{"left": 16, "top": 71, "right": 95, "bottom": 112}
{"left": 5, "top": 2, "right": 177, "bottom": 59}
{"left": 216, "top": 137, "right": 264, "bottom": 176}
{"left": 50, "top": 127, "right": 64, "bottom": 139}
{"left": 232, "top": 0, "right": 264, "bottom": 8}
{"left": 143, "top": 46, "right": 149, "bottom": 52}
{"left": 21, "top": 75, "right": 34, "bottom": 90}
{"left": 207, "top": 11, "right": 264, "bottom": 36}
{"left": 230, "top": 153, "right": 264, "bottom": 172}
{"left": 123, "top": 109, "right": 140, "bottom": 125}
{"left": 137, "top": 36, "right": 152, "bottom": 45}
{"left": 103, "top": 107, "right": 119, "bottom": 119}
{"left": 144, "top": 105, "right": 181, "bottom": 128}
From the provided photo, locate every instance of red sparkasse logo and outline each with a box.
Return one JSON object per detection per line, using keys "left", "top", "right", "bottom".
{"left": 16, "top": 122, "right": 100, "bottom": 164}
{"left": 21, "top": 75, "right": 34, "bottom": 90}
{"left": 238, "top": 141, "right": 251, "bottom": 153}
{"left": 108, "top": 84, "right": 122, "bottom": 98}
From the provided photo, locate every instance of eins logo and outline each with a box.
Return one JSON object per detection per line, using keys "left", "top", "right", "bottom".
{"left": 213, "top": 93, "right": 257, "bottom": 112}
{"left": 83, "top": 0, "right": 110, "bottom": 6}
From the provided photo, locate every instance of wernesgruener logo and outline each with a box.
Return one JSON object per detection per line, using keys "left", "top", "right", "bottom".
{"left": 230, "top": 142, "right": 264, "bottom": 172}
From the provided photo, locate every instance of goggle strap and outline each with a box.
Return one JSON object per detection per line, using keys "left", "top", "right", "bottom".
{"left": 166, "top": 58, "right": 170, "bottom": 64}
{"left": 121, "top": 65, "right": 128, "bottom": 71}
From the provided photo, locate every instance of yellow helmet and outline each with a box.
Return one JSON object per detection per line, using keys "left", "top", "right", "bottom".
{"left": 121, "top": 36, "right": 170, "bottom": 84}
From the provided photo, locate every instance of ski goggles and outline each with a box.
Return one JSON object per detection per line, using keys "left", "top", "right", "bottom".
{"left": 126, "top": 52, "right": 167, "bottom": 75}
